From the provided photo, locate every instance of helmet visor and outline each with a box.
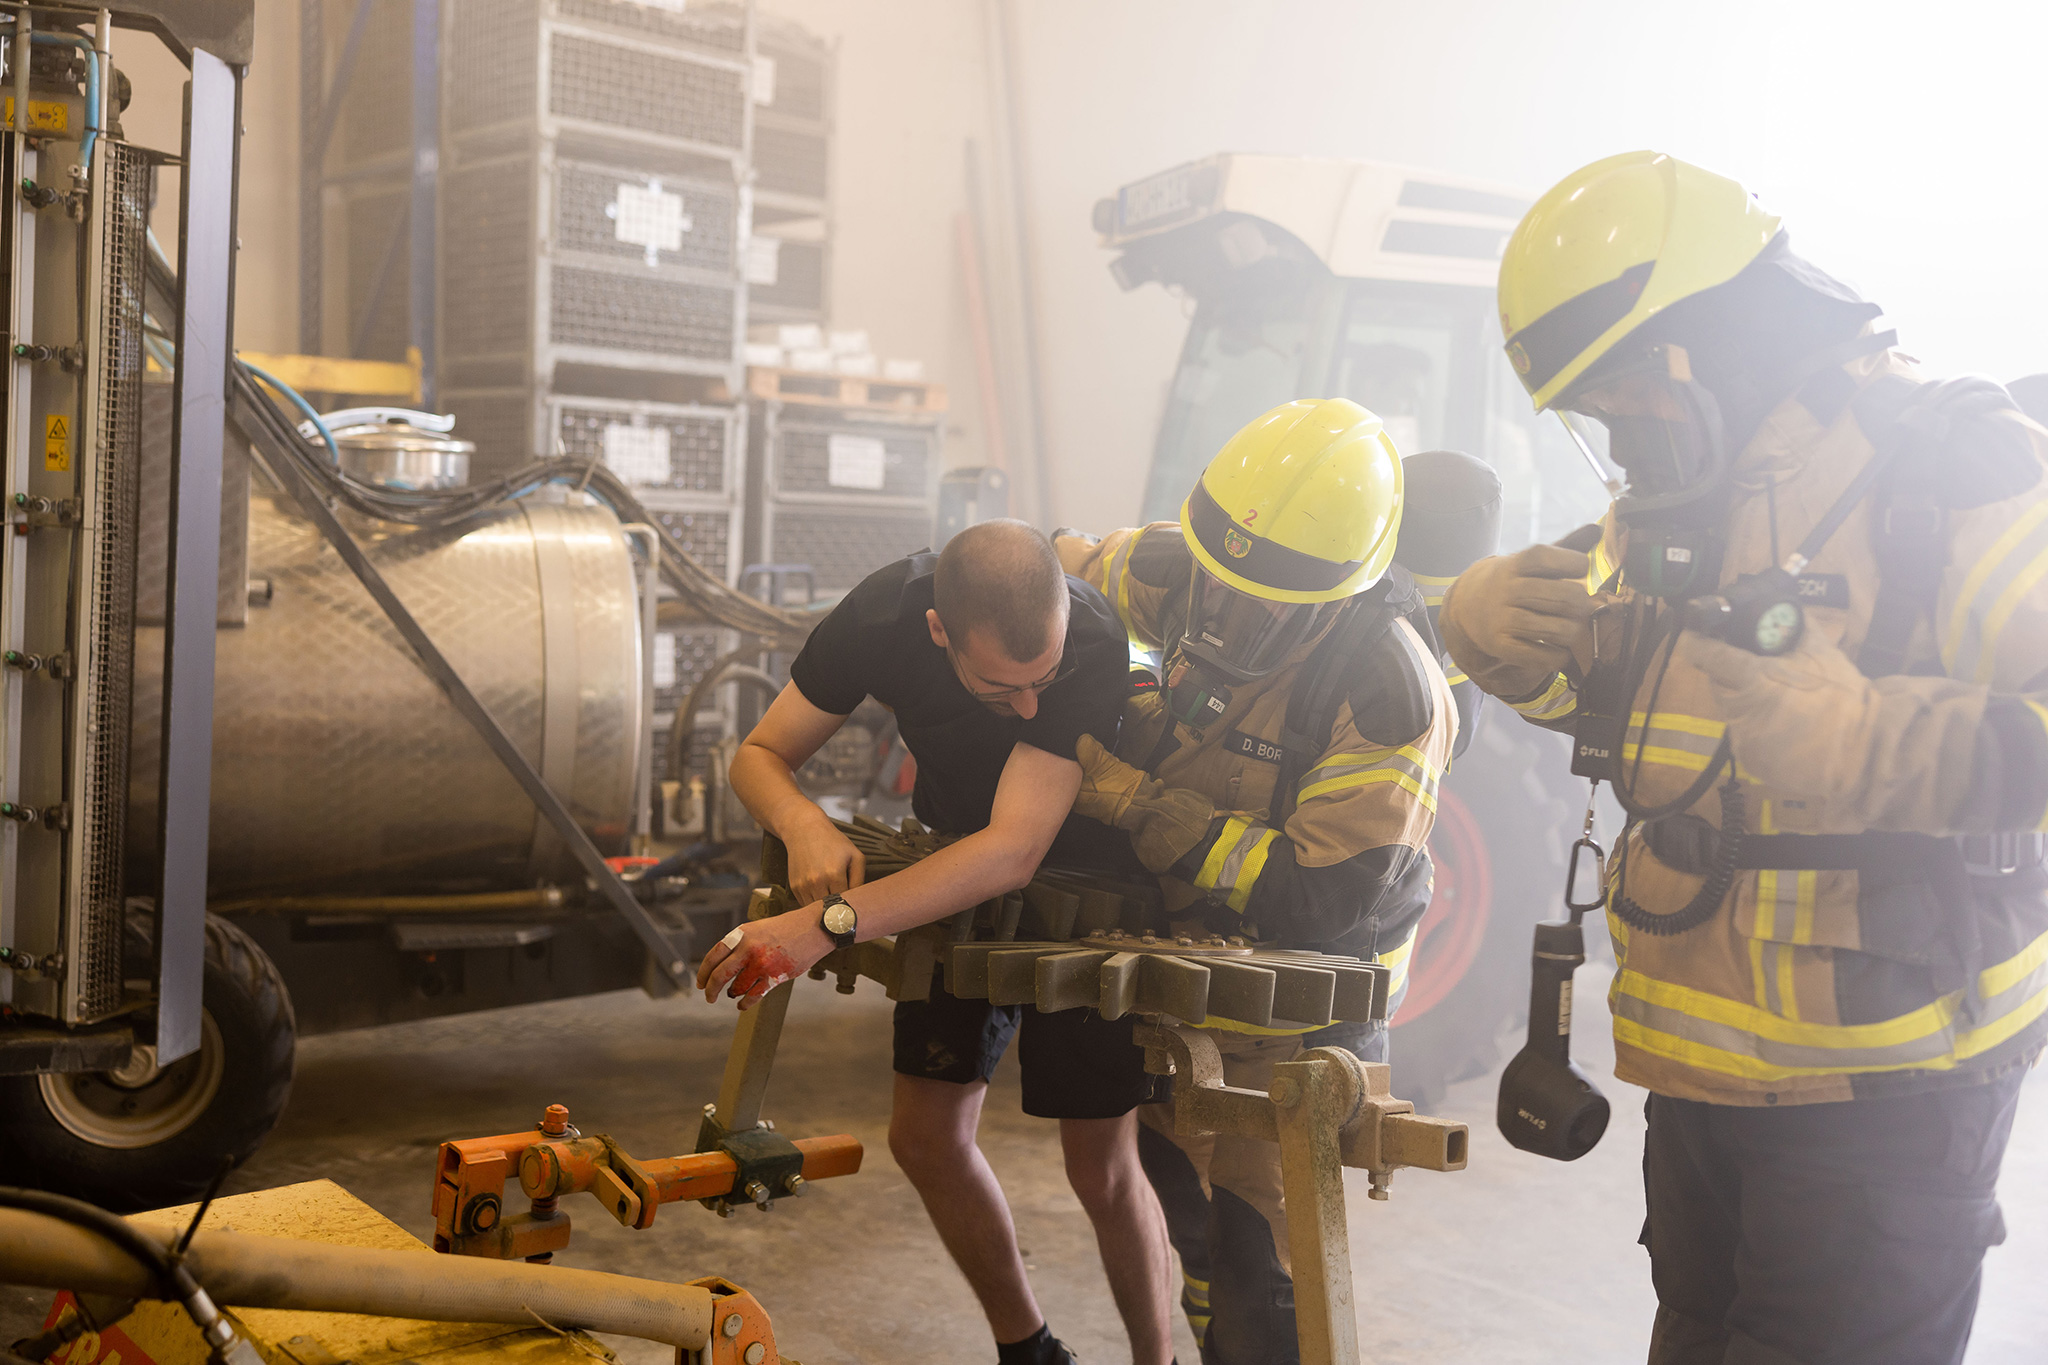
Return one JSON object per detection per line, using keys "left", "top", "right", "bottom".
{"left": 1561, "top": 353, "right": 1722, "bottom": 498}
{"left": 1182, "top": 566, "right": 1346, "bottom": 682}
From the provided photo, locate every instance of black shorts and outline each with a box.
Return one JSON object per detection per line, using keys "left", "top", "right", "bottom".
{"left": 892, "top": 983, "right": 1163, "bottom": 1120}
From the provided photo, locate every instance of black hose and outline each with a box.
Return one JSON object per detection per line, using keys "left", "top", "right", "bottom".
{"left": 0, "top": 1187, "right": 194, "bottom": 1302}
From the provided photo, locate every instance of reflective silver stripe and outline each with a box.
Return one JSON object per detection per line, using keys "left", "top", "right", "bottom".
{"left": 1610, "top": 928, "right": 2048, "bottom": 1079}
{"left": 1297, "top": 744, "right": 1440, "bottom": 811}
{"left": 1510, "top": 673, "right": 1577, "bottom": 723}
{"left": 1621, "top": 711, "right": 1725, "bottom": 774}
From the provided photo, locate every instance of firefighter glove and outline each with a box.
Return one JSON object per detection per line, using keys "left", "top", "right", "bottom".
{"left": 1440, "top": 545, "right": 1606, "bottom": 699}
{"left": 1074, "top": 735, "right": 1220, "bottom": 872}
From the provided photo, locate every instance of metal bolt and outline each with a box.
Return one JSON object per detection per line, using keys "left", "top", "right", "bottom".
{"left": 539, "top": 1103, "right": 570, "bottom": 1136}
{"left": 714, "top": 1201, "right": 736, "bottom": 1219}
{"left": 721, "top": 1314, "right": 744, "bottom": 1339}
{"left": 744, "top": 1343, "right": 766, "bottom": 1365}
{"left": 1368, "top": 1169, "right": 1393, "bottom": 1201}
{"left": 1269, "top": 1076, "right": 1301, "bottom": 1108}
{"left": 1176, "top": 935, "right": 1194, "bottom": 946}
{"left": 783, "top": 1174, "right": 805, "bottom": 1197}
{"left": 745, "top": 1180, "right": 771, "bottom": 1207}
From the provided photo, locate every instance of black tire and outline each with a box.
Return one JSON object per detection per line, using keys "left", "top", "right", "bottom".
{"left": 0, "top": 912, "right": 295, "bottom": 1210}
{"left": 1389, "top": 709, "right": 1576, "bottom": 1113}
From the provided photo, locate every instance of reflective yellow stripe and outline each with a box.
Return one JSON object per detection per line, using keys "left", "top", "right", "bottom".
{"left": 1585, "top": 534, "right": 1617, "bottom": 593}
{"left": 1297, "top": 766, "right": 1438, "bottom": 812}
{"left": 1511, "top": 672, "right": 1577, "bottom": 722}
{"left": 1228, "top": 829, "right": 1279, "bottom": 913}
{"left": 1627, "top": 711, "right": 1724, "bottom": 738}
{"left": 1182, "top": 1272, "right": 1210, "bottom": 1306}
{"left": 1194, "top": 816, "right": 1253, "bottom": 892}
{"left": 1943, "top": 500, "right": 2048, "bottom": 676}
{"left": 1610, "top": 924, "right": 2048, "bottom": 1081}
{"left": 1444, "top": 669, "right": 1470, "bottom": 687}
{"left": 1621, "top": 710, "right": 1726, "bottom": 776}
{"left": 1974, "top": 542, "right": 2048, "bottom": 684}
{"left": 1411, "top": 570, "right": 1457, "bottom": 608}
{"left": 1378, "top": 930, "right": 1415, "bottom": 999}
{"left": 1298, "top": 744, "right": 1441, "bottom": 812}
{"left": 1107, "top": 526, "right": 1148, "bottom": 652}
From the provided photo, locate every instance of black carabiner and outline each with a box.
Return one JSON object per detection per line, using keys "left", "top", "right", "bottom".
{"left": 1564, "top": 835, "right": 1608, "bottom": 920}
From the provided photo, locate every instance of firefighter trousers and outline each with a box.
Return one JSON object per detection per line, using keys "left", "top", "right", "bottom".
{"left": 1641, "top": 1067, "right": 2027, "bottom": 1365}
{"left": 1134, "top": 1020, "right": 1384, "bottom": 1365}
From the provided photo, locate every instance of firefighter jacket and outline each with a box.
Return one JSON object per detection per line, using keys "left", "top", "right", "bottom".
{"left": 1056, "top": 524, "right": 1457, "bottom": 1020}
{"left": 1443, "top": 346, "right": 2048, "bottom": 1106}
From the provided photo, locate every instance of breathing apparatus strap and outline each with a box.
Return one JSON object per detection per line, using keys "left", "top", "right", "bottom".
{"left": 1268, "top": 573, "right": 1421, "bottom": 830}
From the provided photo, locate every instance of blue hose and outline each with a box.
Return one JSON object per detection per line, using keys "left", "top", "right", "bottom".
{"left": 238, "top": 359, "right": 339, "bottom": 464}
{"left": 28, "top": 34, "right": 98, "bottom": 173}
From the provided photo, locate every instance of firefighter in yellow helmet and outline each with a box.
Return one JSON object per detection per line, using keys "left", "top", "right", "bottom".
{"left": 1443, "top": 150, "right": 2048, "bottom": 1364}
{"left": 1056, "top": 399, "right": 1494, "bottom": 1365}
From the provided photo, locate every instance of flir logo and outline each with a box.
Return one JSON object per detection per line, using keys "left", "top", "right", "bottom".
{"left": 1577, "top": 743, "right": 1611, "bottom": 761}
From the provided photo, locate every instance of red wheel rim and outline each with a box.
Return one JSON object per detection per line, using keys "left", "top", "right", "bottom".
{"left": 1399, "top": 789, "right": 1493, "bottom": 1024}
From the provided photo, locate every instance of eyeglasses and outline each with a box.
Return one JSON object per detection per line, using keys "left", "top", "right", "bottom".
{"left": 946, "top": 645, "right": 1076, "bottom": 703}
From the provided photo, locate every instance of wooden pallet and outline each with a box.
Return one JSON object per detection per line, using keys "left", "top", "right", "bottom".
{"left": 744, "top": 365, "right": 948, "bottom": 413}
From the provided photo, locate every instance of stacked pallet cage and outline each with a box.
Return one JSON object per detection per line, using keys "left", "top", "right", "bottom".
{"left": 744, "top": 12, "right": 832, "bottom": 324}
{"left": 743, "top": 368, "right": 947, "bottom": 603}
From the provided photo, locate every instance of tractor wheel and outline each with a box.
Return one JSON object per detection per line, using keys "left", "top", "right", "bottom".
{"left": 0, "top": 912, "right": 295, "bottom": 1210}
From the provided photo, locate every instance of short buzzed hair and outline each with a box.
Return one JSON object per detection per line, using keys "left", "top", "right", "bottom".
{"left": 934, "top": 519, "right": 1068, "bottom": 662}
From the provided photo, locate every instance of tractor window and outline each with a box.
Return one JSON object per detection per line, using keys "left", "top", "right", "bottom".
{"left": 1140, "top": 300, "right": 1313, "bottom": 522}
{"left": 1330, "top": 297, "right": 1457, "bottom": 459}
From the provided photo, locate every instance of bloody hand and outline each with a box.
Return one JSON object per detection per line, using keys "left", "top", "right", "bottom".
{"left": 696, "top": 906, "right": 835, "bottom": 1010}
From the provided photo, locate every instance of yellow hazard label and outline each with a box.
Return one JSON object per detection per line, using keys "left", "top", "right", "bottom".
{"left": 2, "top": 97, "right": 70, "bottom": 134}
{"left": 44, "top": 414, "right": 69, "bottom": 472}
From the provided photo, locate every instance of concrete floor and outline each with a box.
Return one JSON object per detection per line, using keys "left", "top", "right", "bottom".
{"left": 7, "top": 969, "right": 2045, "bottom": 1364}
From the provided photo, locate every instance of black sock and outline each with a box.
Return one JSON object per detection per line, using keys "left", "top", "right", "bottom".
{"left": 995, "top": 1324, "right": 1059, "bottom": 1365}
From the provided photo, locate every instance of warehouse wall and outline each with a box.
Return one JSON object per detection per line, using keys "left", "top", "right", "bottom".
{"left": 125, "top": 1, "right": 2048, "bottom": 535}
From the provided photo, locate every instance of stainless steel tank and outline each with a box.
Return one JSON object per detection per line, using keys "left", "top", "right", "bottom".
{"left": 127, "top": 481, "right": 643, "bottom": 896}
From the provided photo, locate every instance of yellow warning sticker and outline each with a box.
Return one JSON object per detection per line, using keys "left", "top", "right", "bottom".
{"left": 2, "top": 97, "right": 70, "bottom": 134}
{"left": 44, "top": 414, "right": 69, "bottom": 472}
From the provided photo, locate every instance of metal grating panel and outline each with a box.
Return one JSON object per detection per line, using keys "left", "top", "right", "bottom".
{"left": 773, "top": 420, "right": 934, "bottom": 500}
{"left": 765, "top": 506, "right": 933, "bottom": 593}
{"left": 649, "top": 503, "right": 737, "bottom": 583}
{"left": 653, "top": 625, "right": 727, "bottom": 717}
{"left": 548, "top": 264, "right": 735, "bottom": 359}
{"left": 73, "top": 143, "right": 150, "bottom": 1021}
{"left": 449, "top": 0, "right": 542, "bottom": 134}
{"left": 553, "top": 0, "right": 746, "bottom": 52}
{"left": 442, "top": 160, "right": 536, "bottom": 360}
{"left": 555, "top": 163, "right": 735, "bottom": 273}
{"left": 753, "top": 123, "right": 828, "bottom": 199}
{"left": 750, "top": 237, "right": 823, "bottom": 315}
{"left": 556, "top": 402, "right": 731, "bottom": 493}
{"left": 547, "top": 32, "right": 746, "bottom": 150}
{"left": 444, "top": 389, "right": 540, "bottom": 478}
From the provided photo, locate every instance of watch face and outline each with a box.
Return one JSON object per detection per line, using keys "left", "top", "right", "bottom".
{"left": 822, "top": 901, "right": 857, "bottom": 937}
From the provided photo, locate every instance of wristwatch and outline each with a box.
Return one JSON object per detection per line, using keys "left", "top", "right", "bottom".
{"left": 820, "top": 894, "right": 859, "bottom": 950}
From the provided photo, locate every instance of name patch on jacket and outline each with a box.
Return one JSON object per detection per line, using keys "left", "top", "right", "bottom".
{"left": 1795, "top": 574, "right": 1850, "bottom": 609}
{"left": 1226, "top": 729, "right": 1287, "bottom": 764}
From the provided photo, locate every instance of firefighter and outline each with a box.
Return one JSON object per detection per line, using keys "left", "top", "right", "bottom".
{"left": 1055, "top": 398, "right": 1470, "bottom": 1365}
{"left": 1442, "top": 150, "right": 2048, "bottom": 1364}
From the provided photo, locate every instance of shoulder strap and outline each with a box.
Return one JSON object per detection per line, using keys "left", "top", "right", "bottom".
{"left": 1270, "top": 572, "right": 1417, "bottom": 828}
{"left": 1847, "top": 377, "right": 1952, "bottom": 678}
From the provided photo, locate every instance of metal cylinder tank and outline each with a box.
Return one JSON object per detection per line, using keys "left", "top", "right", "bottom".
{"left": 127, "top": 483, "right": 643, "bottom": 897}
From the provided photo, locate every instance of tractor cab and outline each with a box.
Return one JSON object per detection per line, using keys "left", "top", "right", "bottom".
{"left": 1097, "top": 154, "right": 1608, "bottom": 546}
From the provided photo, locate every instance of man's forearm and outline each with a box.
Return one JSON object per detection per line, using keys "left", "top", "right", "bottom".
{"left": 839, "top": 828, "right": 1043, "bottom": 940}
{"left": 730, "top": 742, "right": 836, "bottom": 841}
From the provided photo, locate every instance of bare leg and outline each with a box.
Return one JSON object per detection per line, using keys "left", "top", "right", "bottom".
{"left": 1061, "top": 1112, "right": 1176, "bottom": 1365}
{"left": 889, "top": 1073, "right": 1044, "bottom": 1344}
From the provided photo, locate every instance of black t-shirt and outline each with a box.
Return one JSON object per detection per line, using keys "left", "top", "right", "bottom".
{"left": 789, "top": 554, "right": 1129, "bottom": 837}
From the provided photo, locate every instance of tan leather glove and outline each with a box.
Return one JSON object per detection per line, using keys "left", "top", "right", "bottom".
{"left": 1440, "top": 545, "right": 1606, "bottom": 699}
{"left": 1074, "top": 735, "right": 1219, "bottom": 872}
{"left": 1682, "top": 629, "right": 1987, "bottom": 834}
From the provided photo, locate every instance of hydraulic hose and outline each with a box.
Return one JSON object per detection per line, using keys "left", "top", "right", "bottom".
{"left": 208, "top": 888, "right": 567, "bottom": 916}
{"left": 668, "top": 656, "right": 783, "bottom": 793}
{"left": 27, "top": 33, "right": 97, "bottom": 172}
{"left": 0, "top": 1209, "right": 721, "bottom": 1353}
{"left": 238, "top": 359, "right": 339, "bottom": 463}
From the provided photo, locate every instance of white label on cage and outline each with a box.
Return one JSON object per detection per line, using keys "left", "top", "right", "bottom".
{"left": 744, "top": 235, "right": 782, "bottom": 286}
{"left": 603, "top": 421, "right": 672, "bottom": 484}
{"left": 644, "top": 0, "right": 687, "bottom": 11}
{"left": 608, "top": 180, "right": 691, "bottom": 267}
{"left": 827, "top": 434, "right": 887, "bottom": 490}
{"left": 653, "top": 632, "right": 677, "bottom": 689}
{"left": 752, "top": 54, "right": 777, "bottom": 106}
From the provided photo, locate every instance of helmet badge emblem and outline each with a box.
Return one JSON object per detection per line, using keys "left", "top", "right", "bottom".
{"left": 1223, "top": 527, "right": 1253, "bottom": 559}
{"left": 1507, "top": 340, "right": 1532, "bottom": 376}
